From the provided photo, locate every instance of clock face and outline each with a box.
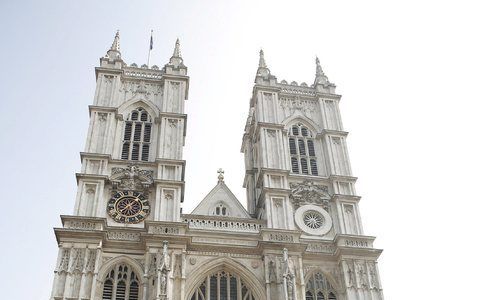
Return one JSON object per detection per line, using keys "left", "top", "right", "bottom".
{"left": 107, "top": 191, "right": 150, "bottom": 224}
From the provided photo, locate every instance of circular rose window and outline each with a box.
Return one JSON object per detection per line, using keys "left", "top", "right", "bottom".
{"left": 303, "top": 210, "right": 325, "bottom": 229}
{"left": 294, "top": 205, "right": 332, "bottom": 236}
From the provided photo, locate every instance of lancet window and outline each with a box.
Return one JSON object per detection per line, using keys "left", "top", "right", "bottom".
{"left": 102, "top": 263, "right": 140, "bottom": 300}
{"left": 213, "top": 203, "right": 228, "bottom": 216}
{"left": 121, "top": 108, "right": 152, "bottom": 161}
{"left": 305, "top": 271, "right": 337, "bottom": 300}
{"left": 190, "top": 270, "right": 255, "bottom": 300}
{"left": 288, "top": 123, "right": 318, "bottom": 176}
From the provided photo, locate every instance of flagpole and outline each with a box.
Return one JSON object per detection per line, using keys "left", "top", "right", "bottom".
{"left": 147, "top": 30, "right": 153, "bottom": 67}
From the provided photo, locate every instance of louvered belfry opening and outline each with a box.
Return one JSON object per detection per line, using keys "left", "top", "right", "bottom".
{"left": 121, "top": 107, "right": 152, "bottom": 161}
{"left": 101, "top": 263, "right": 140, "bottom": 300}
{"left": 288, "top": 123, "right": 318, "bottom": 176}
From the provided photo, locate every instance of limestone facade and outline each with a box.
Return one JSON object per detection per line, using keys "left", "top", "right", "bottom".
{"left": 50, "top": 32, "right": 384, "bottom": 300}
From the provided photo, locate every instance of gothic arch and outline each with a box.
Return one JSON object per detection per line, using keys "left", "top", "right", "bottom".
{"left": 304, "top": 267, "right": 341, "bottom": 294}
{"left": 186, "top": 257, "right": 266, "bottom": 300}
{"left": 282, "top": 113, "right": 321, "bottom": 135}
{"left": 118, "top": 98, "right": 159, "bottom": 119}
{"left": 97, "top": 255, "right": 145, "bottom": 286}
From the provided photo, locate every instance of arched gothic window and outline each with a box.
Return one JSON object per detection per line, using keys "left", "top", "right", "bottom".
{"left": 190, "top": 270, "right": 255, "bottom": 300}
{"left": 121, "top": 107, "right": 152, "bottom": 161}
{"left": 213, "top": 203, "right": 227, "bottom": 216}
{"left": 288, "top": 123, "right": 319, "bottom": 176}
{"left": 102, "top": 263, "right": 140, "bottom": 300}
{"left": 305, "top": 271, "right": 337, "bottom": 300}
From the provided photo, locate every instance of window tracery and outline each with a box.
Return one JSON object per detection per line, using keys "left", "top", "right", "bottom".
{"left": 121, "top": 107, "right": 152, "bottom": 161}
{"left": 288, "top": 123, "right": 318, "bottom": 175}
{"left": 101, "top": 263, "right": 140, "bottom": 300}
{"left": 305, "top": 271, "right": 337, "bottom": 300}
{"left": 190, "top": 270, "right": 255, "bottom": 300}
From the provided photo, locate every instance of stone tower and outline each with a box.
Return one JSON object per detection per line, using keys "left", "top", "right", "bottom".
{"left": 50, "top": 32, "right": 189, "bottom": 300}
{"left": 241, "top": 51, "right": 384, "bottom": 300}
{"left": 50, "top": 33, "right": 383, "bottom": 300}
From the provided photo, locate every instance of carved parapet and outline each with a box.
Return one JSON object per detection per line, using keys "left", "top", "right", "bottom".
{"left": 146, "top": 221, "right": 187, "bottom": 235}
{"left": 183, "top": 214, "right": 265, "bottom": 234}
{"left": 261, "top": 229, "right": 301, "bottom": 244}
{"left": 335, "top": 235, "right": 375, "bottom": 249}
{"left": 305, "top": 242, "right": 336, "bottom": 255}
{"left": 61, "top": 215, "right": 106, "bottom": 231}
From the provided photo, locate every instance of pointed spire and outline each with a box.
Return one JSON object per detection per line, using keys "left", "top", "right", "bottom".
{"left": 315, "top": 56, "right": 324, "bottom": 77}
{"left": 256, "top": 49, "right": 271, "bottom": 78}
{"left": 110, "top": 30, "right": 120, "bottom": 51}
{"left": 106, "top": 30, "right": 122, "bottom": 61}
{"left": 259, "top": 49, "right": 267, "bottom": 68}
{"left": 313, "top": 56, "right": 335, "bottom": 93}
{"left": 168, "top": 38, "right": 184, "bottom": 67}
{"left": 172, "top": 38, "right": 181, "bottom": 57}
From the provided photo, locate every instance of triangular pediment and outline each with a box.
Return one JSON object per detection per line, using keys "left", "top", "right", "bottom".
{"left": 190, "top": 181, "right": 251, "bottom": 218}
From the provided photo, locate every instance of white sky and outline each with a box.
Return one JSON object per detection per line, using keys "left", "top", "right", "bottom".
{"left": 1, "top": 0, "right": 478, "bottom": 299}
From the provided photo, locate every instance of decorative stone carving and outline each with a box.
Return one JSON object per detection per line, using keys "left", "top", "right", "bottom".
{"left": 70, "top": 248, "right": 84, "bottom": 272}
{"left": 58, "top": 248, "right": 70, "bottom": 272}
{"left": 158, "top": 241, "right": 170, "bottom": 296}
{"left": 110, "top": 165, "right": 153, "bottom": 191}
{"left": 346, "top": 261, "right": 355, "bottom": 287}
{"left": 107, "top": 231, "right": 141, "bottom": 242}
{"left": 368, "top": 262, "right": 379, "bottom": 289}
{"left": 356, "top": 261, "right": 368, "bottom": 288}
{"left": 98, "top": 112, "right": 108, "bottom": 122}
{"left": 268, "top": 257, "right": 277, "bottom": 283}
{"left": 85, "top": 249, "right": 96, "bottom": 273}
{"left": 279, "top": 96, "right": 318, "bottom": 114}
{"left": 290, "top": 181, "right": 330, "bottom": 210}
{"left": 282, "top": 248, "right": 297, "bottom": 300}
{"left": 173, "top": 254, "right": 182, "bottom": 278}
{"left": 189, "top": 257, "right": 197, "bottom": 265}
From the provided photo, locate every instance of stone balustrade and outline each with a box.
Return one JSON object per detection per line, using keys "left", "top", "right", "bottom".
{"left": 182, "top": 214, "right": 264, "bottom": 233}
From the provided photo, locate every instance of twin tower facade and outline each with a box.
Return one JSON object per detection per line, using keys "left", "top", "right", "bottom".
{"left": 50, "top": 32, "right": 384, "bottom": 300}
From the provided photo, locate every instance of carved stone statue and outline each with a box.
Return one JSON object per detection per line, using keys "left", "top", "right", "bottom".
{"left": 282, "top": 248, "right": 296, "bottom": 300}
{"left": 158, "top": 241, "right": 170, "bottom": 296}
{"left": 268, "top": 258, "right": 277, "bottom": 283}
{"left": 347, "top": 262, "right": 355, "bottom": 287}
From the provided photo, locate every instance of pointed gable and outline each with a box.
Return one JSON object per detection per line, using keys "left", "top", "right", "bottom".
{"left": 190, "top": 181, "right": 251, "bottom": 218}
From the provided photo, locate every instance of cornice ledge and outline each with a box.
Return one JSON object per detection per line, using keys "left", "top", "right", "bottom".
{"left": 316, "top": 92, "right": 342, "bottom": 100}
{"left": 318, "top": 129, "right": 349, "bottom": 137}
{"left": 256, "top": 122, "right": 285, "bottom": 129}
{"left": 80, "top": 152, "right": 111, "bottom": 160}
{"left": 331, "top": 194, "right": 361, "bottom": 202}
{"left": 158, "top": 112, "right": 187, "bottom": 119}
{"left": 75, "top": 173, "right": 109, "bottom": 183}
{"left": 253, "top": 85, "right": 282, "bottom": 93}
{"left": 329, "top": 175, "right": 358, "bottom": 182}
{"left": 88, "top": 105, "right": 118, "bottom": 116}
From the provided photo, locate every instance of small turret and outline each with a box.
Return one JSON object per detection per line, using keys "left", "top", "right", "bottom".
{"left": 313, "top": 56, "right": 336, "bottom": 93}
{"left": 106, "top": 30, "right": 122, "bottom": 61}
{"left": 255, "top": 49, "right": 276, "bottom": 84}
{"left": 164, "top": 38, "right": 187, "bottom": 75}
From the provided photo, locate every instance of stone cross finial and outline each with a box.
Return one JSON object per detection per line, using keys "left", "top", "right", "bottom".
{"left": 217, "top": 168, "right": 224, "bottom": 183}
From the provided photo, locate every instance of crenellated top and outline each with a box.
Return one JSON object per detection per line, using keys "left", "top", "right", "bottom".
{"left": 253, "top": 51, "right": 336, "bottom": 95}
{"left": 99, "top": 31, "right": 187, "bottom": 77}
